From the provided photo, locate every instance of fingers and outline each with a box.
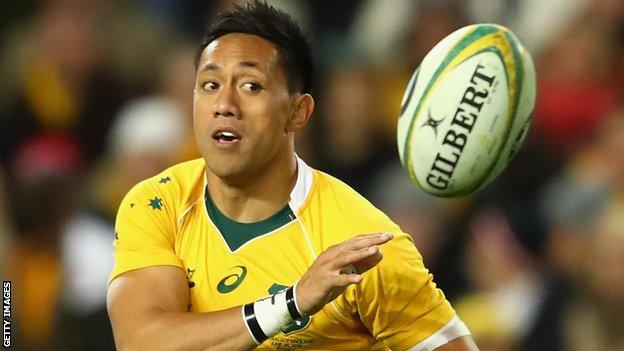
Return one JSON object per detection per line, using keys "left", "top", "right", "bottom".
{"left": 333, "top": 272, "right": 363, "bottom": 287}
{"left": 328, "top": 233, "right": 392, "bottom": 270}
{"left": 353, "top": 250, "right": 384, "bottom": 273}
{"left": 344, "top": 233, "right": 393, "bottom": 252}
{"left": 294, "top": 233, "right": 395, "bottom": 315}
{"left": 335, "top": 245, "right": 379, "bottom": 269}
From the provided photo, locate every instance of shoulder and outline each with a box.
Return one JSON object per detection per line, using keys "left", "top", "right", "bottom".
{"left": 305, "top": 168, "right": 402, "bottom": 241}
{"left": 311, "top": 169, "right": 396, "bottom": 225}
{"left": 120, "top": 158, "right": 206, "bottom": 219}
{"left": 110, "top": 161, "right": 201, "bottom": 284}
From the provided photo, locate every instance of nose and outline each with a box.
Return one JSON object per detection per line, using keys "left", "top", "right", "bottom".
{"left": 214, "top": 85, "right": 241, "bottom": 119}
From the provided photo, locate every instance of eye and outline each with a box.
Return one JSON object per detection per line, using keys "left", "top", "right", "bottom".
{"left": 241, "top": 82, "right": 262, "bottom": 92}
{"left": 201, "top": 81, "right": 219, "bottom": 91}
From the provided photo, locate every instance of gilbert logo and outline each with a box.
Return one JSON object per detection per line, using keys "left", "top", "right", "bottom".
{"left": 425, "top": 63, "right": 496, "bottom": 191}
{"left": 217, "top": 266, "right": 247, "bottom": 294}
{"left": 421, "top": 108, "right": 446, "bottom": 138}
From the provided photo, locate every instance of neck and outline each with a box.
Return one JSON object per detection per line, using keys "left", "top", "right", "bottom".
{"left": 205, "top": 152, "right": 298, "bottom": 223}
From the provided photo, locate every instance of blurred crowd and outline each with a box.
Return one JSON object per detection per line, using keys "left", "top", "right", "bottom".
{"left": 0, "top": 0, "right": 623, "bottom": 350}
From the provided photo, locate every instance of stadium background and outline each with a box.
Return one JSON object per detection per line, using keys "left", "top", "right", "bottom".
{"left": 0, "top": 0, "right": 623, "bottom": 350}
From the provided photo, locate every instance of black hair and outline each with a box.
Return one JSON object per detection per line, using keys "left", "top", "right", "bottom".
{"left": 196, "top": 0, "right": 313, "bottom": 94}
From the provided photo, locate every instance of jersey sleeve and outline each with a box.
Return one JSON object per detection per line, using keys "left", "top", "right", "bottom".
{"left": 108, "top": 180, "right": 183, "bottom": 284}
{"left": 353, "top": 232, "right": 460, "bottom": 350}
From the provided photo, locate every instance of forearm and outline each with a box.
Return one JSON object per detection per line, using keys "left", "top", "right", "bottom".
{"left": 114, "top": 306, "right": 255, "bottom": 351}
{"left": 109, "top": 234, "right": 393, "bottom": 350}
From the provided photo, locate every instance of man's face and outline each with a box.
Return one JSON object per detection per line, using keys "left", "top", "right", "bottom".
{"left": 193, "top": 33, "right": 295, "bottom": 183}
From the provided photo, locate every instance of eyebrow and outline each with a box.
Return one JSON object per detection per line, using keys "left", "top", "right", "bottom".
{"left": 200, "top": 61, "right": 261, "bottom": 72}
{"left": 239, "top": 61, "right": 259, "bottom": 69}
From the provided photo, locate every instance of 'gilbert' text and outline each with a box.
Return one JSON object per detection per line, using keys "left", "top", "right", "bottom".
{"left": 426, "top": 63, "right": 496, "bottom": 190}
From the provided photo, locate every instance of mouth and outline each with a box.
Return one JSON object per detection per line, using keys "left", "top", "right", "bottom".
{"left": 212, "top": 128, "right": 242, "bottom": 145}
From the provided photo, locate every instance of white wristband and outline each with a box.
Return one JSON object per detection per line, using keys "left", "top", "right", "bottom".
{"left": 242, "top": 286, "right": 302, "bottom": 344}
{"left": 255, "top": 289, "right": 292, "bottom": 336}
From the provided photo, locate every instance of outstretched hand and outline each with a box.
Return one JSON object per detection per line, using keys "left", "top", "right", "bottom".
{"left": 295, "top": 233, "right": 394, "bottom": 316}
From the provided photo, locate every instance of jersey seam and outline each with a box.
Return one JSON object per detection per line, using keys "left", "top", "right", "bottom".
{"left": 178, "top": 196, "right": 202, "bottom": 226}
{"left": 293, "top": 166, "right": 317, "bottom": 216}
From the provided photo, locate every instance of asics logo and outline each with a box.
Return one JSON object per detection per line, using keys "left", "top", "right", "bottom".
{"left": 217, "top": 266, "right": 247, "bottom": 294}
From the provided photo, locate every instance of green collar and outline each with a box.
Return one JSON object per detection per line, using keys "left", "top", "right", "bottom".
{"left": 205, "top": 188, "right": 296, "bottom": 251}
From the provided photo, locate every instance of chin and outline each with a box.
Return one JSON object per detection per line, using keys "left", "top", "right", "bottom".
{"left": 206, "top": 158, "right": 250, "bottom": 183}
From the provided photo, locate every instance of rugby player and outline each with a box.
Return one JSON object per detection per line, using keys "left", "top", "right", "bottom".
{"left": 107, "top": 1, "right": 478, "bottom": 350}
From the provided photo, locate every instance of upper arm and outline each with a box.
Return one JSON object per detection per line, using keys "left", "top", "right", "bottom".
{"left": 110, "top": 179, "right": 183, "bottom": 283}
{"left": 107, "top": 179, "right": 186, "bottom": 346}
{"left": 107, "top": 266, "right": 189, "bottom": 347}
{"left": 351, "top": 232, "right": 467, "bottom": 350}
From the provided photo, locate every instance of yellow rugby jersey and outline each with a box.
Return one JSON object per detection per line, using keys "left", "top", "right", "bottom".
{"left": 110, "top": 157, "right": 468, "bottom": 350}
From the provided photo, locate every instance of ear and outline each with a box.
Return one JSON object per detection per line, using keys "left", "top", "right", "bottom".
{"left": 285, "top": 94, "right": 314, "bottom": 133}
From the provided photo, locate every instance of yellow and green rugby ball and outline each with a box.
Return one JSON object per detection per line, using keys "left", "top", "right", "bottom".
{"left": 397, "top": 23, "right": 536, "bottom": 197}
